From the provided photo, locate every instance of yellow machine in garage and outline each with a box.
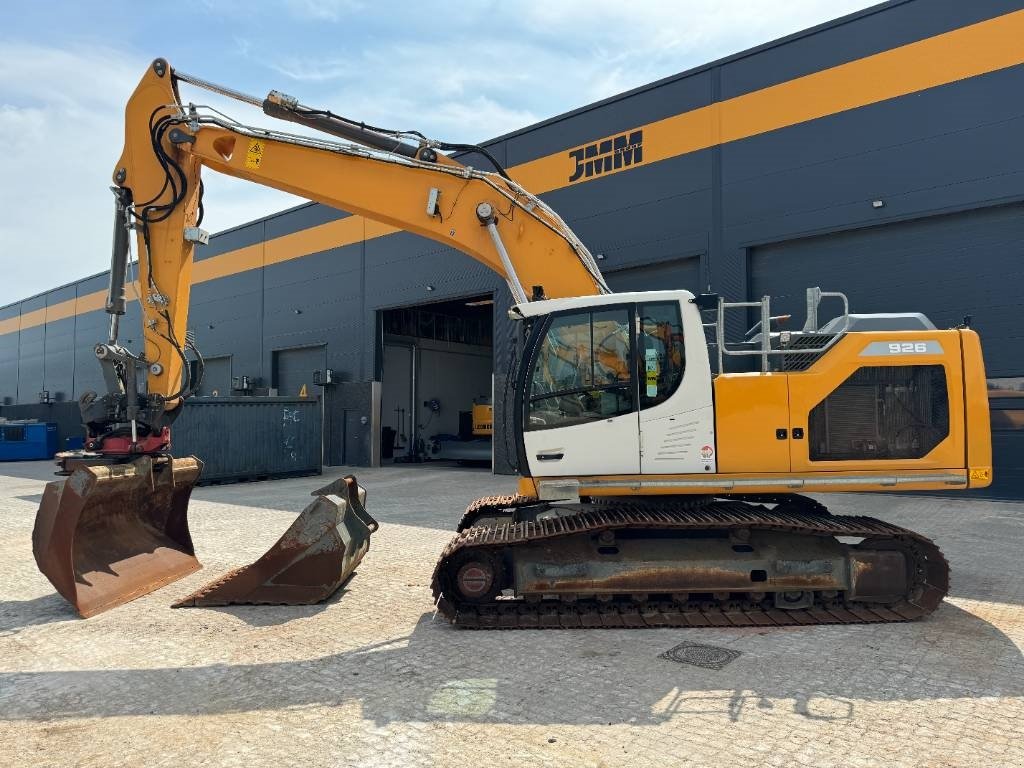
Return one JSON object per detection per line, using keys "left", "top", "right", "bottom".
{"left": 33, "top": 60, "right": 989, "bottom": 627}
{"left": 472, "top": 403, "right": 493, "bottom": 437}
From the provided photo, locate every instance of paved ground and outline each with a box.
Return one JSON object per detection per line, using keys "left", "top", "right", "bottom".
{"left": 1, "top": 461, "right": 1022, "bottom": 767}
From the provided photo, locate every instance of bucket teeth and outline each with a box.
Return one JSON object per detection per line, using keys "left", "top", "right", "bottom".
{"left": 173, "top": 475, "right": 377, "bottom": 608}
{"left": 32, "top": 456, "right": 203, "bottom": 618}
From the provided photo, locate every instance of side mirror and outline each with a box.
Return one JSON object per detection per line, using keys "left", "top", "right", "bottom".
{"left": 691, "top": 293, "right": 720, "bottom": 312}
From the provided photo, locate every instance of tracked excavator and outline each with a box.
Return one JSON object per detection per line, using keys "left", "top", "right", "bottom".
{"left": 34, "top": 59, "right": 991, "bottom": 627}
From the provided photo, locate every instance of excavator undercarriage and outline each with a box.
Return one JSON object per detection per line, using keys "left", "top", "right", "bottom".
{"left": 432, "top": 494, "right": 948, "bottom": 629}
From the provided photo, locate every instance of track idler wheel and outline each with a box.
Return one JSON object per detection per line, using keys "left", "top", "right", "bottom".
{"left": 447, "top": 550, "right": 504, "bottom": 603}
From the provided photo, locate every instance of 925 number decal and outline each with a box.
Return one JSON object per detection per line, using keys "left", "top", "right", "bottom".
{"left": 888, "top": 342, "right": 929, "bottom": 354}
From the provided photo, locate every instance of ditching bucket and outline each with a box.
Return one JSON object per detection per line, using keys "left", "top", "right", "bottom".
{"left": 32, "top": 456, "right": 203, "bottom": 618}
{"left": 173, "top": 475, "right": 378, "bottom": 608}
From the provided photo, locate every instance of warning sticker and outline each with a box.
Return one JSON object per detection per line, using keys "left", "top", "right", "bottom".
{"left": 700, "top": 445, "right": 714, "bottom": 460}
{"left": 644, "top": 348, "right": 659, "bottom": 397}
{"left": 245, "top": 139, "right": 265, "bottom": 170}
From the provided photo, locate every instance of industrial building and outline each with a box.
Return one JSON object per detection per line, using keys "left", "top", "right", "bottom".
{"left": 1, "top": 0, "right": 1021, "bottom": 496}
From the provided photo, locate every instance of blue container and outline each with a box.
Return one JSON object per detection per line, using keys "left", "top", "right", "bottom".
{"left": 0, "top": 422, "right": 59, "bottom": 460}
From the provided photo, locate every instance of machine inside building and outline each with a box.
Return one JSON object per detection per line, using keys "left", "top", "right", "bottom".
{"left": 380, "top": 295, "right": 494, "bottom": 465}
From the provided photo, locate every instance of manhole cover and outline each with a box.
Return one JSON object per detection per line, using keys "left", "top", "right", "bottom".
{"left": 659, "top": 642, "right": 741, "bottom": 670}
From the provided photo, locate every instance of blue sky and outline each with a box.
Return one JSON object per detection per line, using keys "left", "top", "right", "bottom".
{"left": 0, "top": 0, "right": 877, "bottom": 305}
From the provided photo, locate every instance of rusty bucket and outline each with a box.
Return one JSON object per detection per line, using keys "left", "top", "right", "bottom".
{"left": 173, "top": 475, "right": 377, "bottom": 608}
{"left": 32, "top": 456, "right": 203, "bottom": 618}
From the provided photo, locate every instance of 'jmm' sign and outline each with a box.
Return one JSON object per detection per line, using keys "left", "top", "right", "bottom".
{"left": 568, "top": 130, "right": 643, "bottom": 183}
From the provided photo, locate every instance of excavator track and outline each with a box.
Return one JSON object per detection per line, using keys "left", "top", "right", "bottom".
{"left": 457, "top": 494, "right": 537, "bottom": 532}
{"left": 432, "top": 497, "right": 948, "bottom": 629}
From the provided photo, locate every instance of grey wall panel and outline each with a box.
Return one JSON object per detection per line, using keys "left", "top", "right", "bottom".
{"left": 262, "top": 242, "right": 366, "bottom": 381}
{"left": 748, "top": 203, "right": 1024, "bottom": 377}
{"left": 722, "top": 65, "right": 1024, "bottom": 191}
{"left": 42, "top": 317, "right": 75, "bottom": 402}
{"left": 605, "top": 256, "right": 702, "bottom": 294}
{"left": 0, "top": 303, "right": 20, "bottom": 404}
{"left": 719, "top": 0, "right": 1021, "bottom": 99}
{"left": 723, "top": 67, "right": 1024, "bottom": 239}
{"left": 195, "top": 355, "right": 232, "bottom": 397}
{"left": 364, "top": 233, "right": 499, "bottom": 307}
{"left": 324, "top": 381, "right": 374, "bottom": 466}
{"left": 17, "top": 296, "right": 45, "bottom": 404}
{"left": 194, "top": 219, "right": 264, "bottom": 261}
{"left": 264, "top": 203, "right": 348, "bottom": 238}
{"left": 190, "top": 268, "right": 264, "bottom": 385}
{"left": 505, "top": 70, "right": 713, "bottom": 165}
{"left": 41, "top": 285, "right": 77, "bottom": 402}
{"left": 72, "top": 310, "right": 109, "bottom": 398}
{"left": 542, "top": 151, "right": 713, "bottom": 225}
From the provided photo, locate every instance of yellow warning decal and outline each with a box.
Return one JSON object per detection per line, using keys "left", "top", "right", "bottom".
{"left": 245, "top": 139, "right": 265, "bottom": 170}
{"left": 969, "top": 467, "right": 991, "bottom": 481}
{"left": 298, "top": 383, "right": 308, "bottom": 398}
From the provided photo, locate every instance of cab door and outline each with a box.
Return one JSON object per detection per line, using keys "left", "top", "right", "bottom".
{"left": 637, "top": 299, "right": 717, "bottom": 474}
{"left": 523, "top": 305, "right": 640, "bottom": 477}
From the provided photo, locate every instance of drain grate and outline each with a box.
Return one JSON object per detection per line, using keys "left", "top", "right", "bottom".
{"left": 659, "top": 642, "right": 741, "bottom": 670}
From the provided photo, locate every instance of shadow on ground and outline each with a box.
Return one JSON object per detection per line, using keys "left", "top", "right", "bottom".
{"left": 1, "top": 603, "right": 1020, "bottom": 726}
{"left": 0, "top": 593, "right": 79, "bottom": 636}
{"left": 179, "top": 578, "right": 358, "bottom": 628}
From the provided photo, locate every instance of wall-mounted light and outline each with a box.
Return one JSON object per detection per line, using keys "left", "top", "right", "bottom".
{"left": 596, "top": 253, "right": 606, "bottom": 260}
{"left": 426, "top": 285, "right": 435, "bottom": 292}
{"left": 294, "top": 309, "right": 303, "bottom": 315}
{"left": 871, "top": 199, "right": 885, "bottom": 209}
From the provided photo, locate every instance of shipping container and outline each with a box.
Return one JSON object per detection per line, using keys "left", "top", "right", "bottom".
{"left": 171, "top": 397, "right": 322, "bottom": 484}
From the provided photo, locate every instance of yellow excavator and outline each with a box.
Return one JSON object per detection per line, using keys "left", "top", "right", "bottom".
{"left": 34, "top": 60, "right": 991, "bottom": 627}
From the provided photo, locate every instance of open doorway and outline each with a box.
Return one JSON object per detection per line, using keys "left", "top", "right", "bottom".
{"left": 379, "top": 294, "right": 494, "bottom": 467}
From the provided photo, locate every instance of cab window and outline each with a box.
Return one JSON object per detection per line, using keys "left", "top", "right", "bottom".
{"left": 527, "top": 307, "right": 634, "bottom": 431}
{"left": 638, "top": 302, "right": 685, "bottom": 409}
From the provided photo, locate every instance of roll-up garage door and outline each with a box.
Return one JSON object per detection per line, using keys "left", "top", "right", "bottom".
{"left": 272, "top": 345, "right": 326, "bottom": 398}
{"left": 749, "top": 203, "right": 1024, "bottom": 499}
